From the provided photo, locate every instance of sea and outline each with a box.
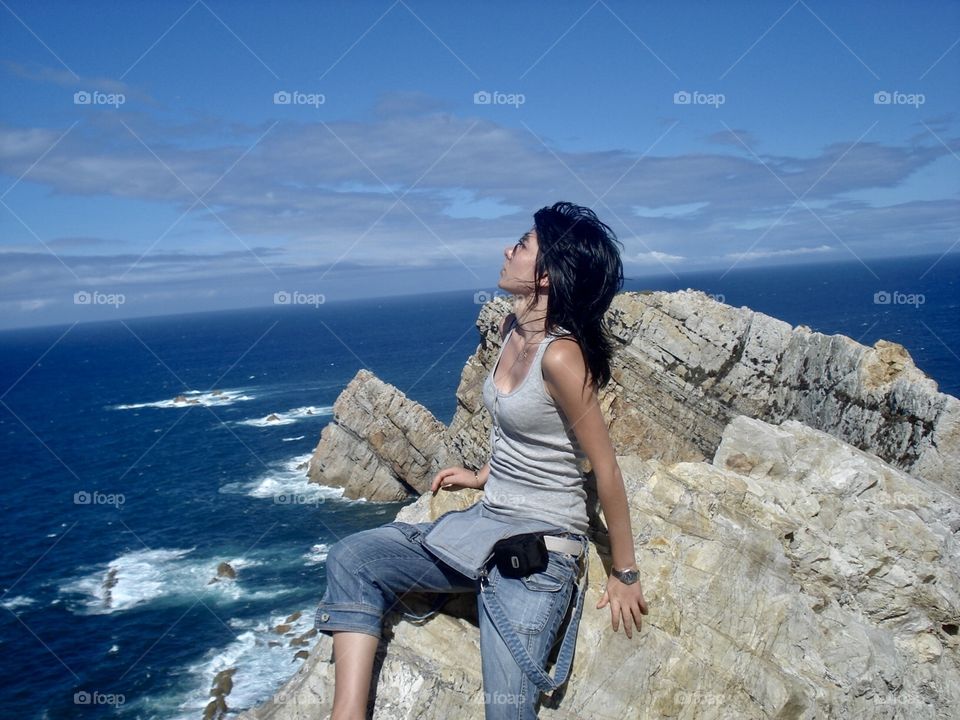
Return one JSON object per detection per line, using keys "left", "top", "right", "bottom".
{"left": 1, "top": 252, "right": 957, "bottom": 719}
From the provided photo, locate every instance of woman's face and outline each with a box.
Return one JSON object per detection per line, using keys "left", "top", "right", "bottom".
{"left": 498, "top": 227, "right": 542, "bottom": 295}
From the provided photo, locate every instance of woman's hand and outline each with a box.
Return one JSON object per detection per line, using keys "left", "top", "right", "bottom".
{"left": 596, "top": 573, "right": 649, "bottom": 639}
{"left": 430, "top": 466, "right": 484, "bottom": 494}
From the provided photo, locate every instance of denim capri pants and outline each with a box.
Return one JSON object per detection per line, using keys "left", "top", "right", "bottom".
{"left": 315, "top": 519, "right": 585, "bottom": 719}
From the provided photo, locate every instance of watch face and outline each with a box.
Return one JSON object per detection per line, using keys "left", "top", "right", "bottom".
{"left": 615, "top": 569, "right": 639, "bottom": 584}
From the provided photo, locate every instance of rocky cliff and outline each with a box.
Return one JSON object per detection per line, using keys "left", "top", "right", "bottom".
{"left": 239, "top": 290, "right": 959, "bottom": 719}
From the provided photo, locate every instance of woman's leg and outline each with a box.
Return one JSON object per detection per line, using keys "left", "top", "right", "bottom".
{"left": 331, "top": 631, "right": 379, "bottom": 720}
{"left": 316, "top": 522, "right": 475, "bottom": 718}
{"left": 477, "top": 551, "right": 579, "bottom": 719}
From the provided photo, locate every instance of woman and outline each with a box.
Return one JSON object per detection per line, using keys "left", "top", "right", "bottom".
{"left": 315, "top": 201, "right": 649, "bottom": 719}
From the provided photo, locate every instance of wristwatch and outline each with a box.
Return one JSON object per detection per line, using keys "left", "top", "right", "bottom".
{"left": 612, "top": 566, "right": 640, "bottom": 585}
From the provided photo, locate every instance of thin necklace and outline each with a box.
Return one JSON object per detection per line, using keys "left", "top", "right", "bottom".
{"left": 514, "top": 327, "right": 546, "bottom": 361}
{"left": 512, "top": 315, "right": 548, "bottom": 359}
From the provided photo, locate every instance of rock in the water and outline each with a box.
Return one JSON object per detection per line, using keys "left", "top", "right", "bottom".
{"left": 101, "top": 567, "right": 118, "bottom": 608}
{"left": 208, "top": 561, "right": 237, "bottom": 584}
{"left": 265, "top": 413, "right": 281, "bottom": 422}
{"left": 203, "top": 667, "right": 236, "bottom": 720}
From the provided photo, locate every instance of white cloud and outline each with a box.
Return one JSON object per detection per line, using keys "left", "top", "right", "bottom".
{"left": 721, "top": 244, "right": 834, "bottom": 262}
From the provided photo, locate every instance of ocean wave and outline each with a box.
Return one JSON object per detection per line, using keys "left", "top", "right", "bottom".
{"left": 303, "top": 543, "right": 329, "bottom": 565}
{"left": 112, "top": 389, "right": 254, "bottom": 410}
{"left": 281, "top": 435, "right": 306, "bottom": 442}
{"left": 168, "top": 606, "right": 320, "bottom": 719}
{"left": 59, "top": 548, "right": 288, "bottom": 615}
{"left": 235, "top": 405, "right": 332, "bottom": 427}
{"left": 219, "top": 452, "right": 359, "bottom": 505}
{"left": 1, "top": 595, "right": 37, "bottom": 611}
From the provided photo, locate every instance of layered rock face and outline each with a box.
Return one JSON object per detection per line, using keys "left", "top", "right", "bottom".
{"left": 242, "top": 416, "right": 960, "bottom": 719}
{"left": 248, "top": 290, "right": 960, "bottom": 719}
{"left": 306, "top": 369, "right": 459, "bottom": 501}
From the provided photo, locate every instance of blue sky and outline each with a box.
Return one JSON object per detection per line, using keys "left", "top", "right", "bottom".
{"left": 0, "top": 0, "right": 957, "bottom": 329}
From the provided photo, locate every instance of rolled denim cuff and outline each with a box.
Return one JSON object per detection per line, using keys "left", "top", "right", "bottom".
{"left": 314, "top": 601, "right": 382, "bottom": 638}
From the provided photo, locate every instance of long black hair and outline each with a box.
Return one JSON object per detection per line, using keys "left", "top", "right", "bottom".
{"left": 530, "top": 201, "right": 624, "bottom": 392}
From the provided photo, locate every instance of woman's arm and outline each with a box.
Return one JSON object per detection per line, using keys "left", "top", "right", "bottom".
{"left": 542, "top": 339, "right": 649, "bottom": 637}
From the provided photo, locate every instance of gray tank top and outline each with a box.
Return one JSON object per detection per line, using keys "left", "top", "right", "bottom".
{"left": 480, "top": 316, "right": 589, "bottom": 535}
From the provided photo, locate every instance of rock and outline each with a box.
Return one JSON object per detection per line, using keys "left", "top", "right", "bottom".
{"left": 284, "top": 611, "right": 302, "bottom": 623}
{"left": 239, "top": 414, "right": 960, "bottom": 719}
{"left": 211, "top": 390, "right": 225, "bottom": 396}
{"left": 203, "top": 667, "right": 236, "bottom": 720}
{"left": 266, "top": 413, "right": 281, "bottom": 422}
{"left": 452, "top": 292, "right": 959, "bottom": 494}
{"left": 293, "top": 650, "right": 309, "bottom": 661}
{"left": 208, "top": 561, "right": 237, "bottom": 584}
{"left": 210, "top": 667, "right": 236, "bottom": 697}
{"left": 203, "top": 696, "right": 228, "bottom": 720}
{"left": 173, "top": 394, "right": 200, "bottom": 405}
{"left": 289, "top": 628, "right": 317, "bottom": 647}
{"left": 306, "top": 370, "right": 460, "bottom": 501}
{"left": 101, "top": 567, "right": 118, "bottom": 608}
{"left": 274, "top": 623, "right": 293, "bottom": 635}
{"left": 306, "top": 293, "right": 957, "bottom": 506}
{"left": 240, "top": 292, "right": 960, "bottom": 718}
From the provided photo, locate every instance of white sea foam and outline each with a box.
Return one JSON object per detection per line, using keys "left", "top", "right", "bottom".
{"left": 236, "top": 405, "right": 332, "bottom": 428}
{"left": 113, "top": 389, "right": 255, "bottom": 410}
{"left": 303, "top": 543, "right": 329, "bottom": 565}
{"left": 1, "top": 595, "right": 36, "bottom": 611}
{"left": 281, "top": 435, "right": 306, "bottom": 442}
{"left": 220, "top": 452, "right": 358, "bottom": 504}
{"left": 59, "top": 548, "right": 290, "bottom": 614}
{"left": 168, "top": 606, "right": 320, "bottom": 719}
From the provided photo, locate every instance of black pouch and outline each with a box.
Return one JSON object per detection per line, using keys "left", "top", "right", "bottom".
{"left": 493, "top": 533, "right": 548, "bottom": 578}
